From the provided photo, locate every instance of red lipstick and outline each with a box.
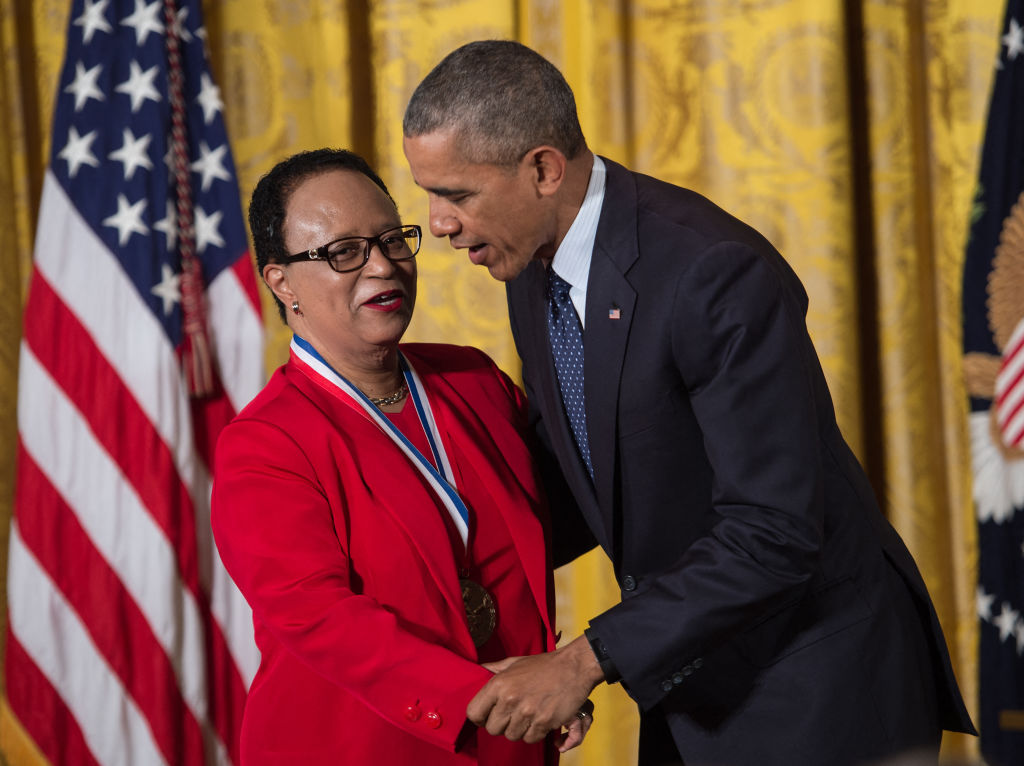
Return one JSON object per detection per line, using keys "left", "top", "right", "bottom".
{"left": 362, "top": 290, "right": 404, "bottom": 312}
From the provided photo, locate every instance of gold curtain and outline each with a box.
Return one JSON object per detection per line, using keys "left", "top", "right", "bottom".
{"left": 0, "top": 1, "right": 1001, "bottom": 763}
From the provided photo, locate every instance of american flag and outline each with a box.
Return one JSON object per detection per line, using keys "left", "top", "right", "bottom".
{"left": 962, "top": 1, "right": 1024, "bottom": 763}
{"left": 5, "top": 0, "right": 264, "bottom": 764}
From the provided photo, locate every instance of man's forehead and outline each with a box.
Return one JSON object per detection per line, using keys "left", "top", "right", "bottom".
{"left": 405, "top": 134, "right": 481, "bottom": 189}
{"left": 403, "top": 129, "right": 460, "bottom": 159}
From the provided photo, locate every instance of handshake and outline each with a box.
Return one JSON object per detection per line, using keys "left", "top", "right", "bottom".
{"left": 469, "top": 635, "right": 604, "bottom": 753}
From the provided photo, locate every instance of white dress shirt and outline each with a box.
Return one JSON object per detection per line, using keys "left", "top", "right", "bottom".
{"left": 550, "top": 155, "right": 606, "bottom": 329}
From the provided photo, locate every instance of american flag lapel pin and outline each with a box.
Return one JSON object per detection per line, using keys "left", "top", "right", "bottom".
{"left": 608, "top": 306, "right": 621, "bottom": 320}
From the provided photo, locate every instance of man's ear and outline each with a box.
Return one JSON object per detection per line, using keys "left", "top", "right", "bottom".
{"left": 262, "top": 262, "right": 294, "bottom": 307}
{"left": 524, "top": 146, "right": 567, "bottom": 197}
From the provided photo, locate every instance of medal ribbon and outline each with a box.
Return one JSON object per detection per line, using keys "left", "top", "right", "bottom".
{"left": 291, "top": 336, "right": 469, "bottom": 549}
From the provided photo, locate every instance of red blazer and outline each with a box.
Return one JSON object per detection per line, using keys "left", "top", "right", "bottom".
{"left": 212, "top": 343, "right": 557, "bottom": 765}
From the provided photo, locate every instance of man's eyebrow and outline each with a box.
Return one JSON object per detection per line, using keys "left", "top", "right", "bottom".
{"left": 421, "top": 184, "right": 471, "bottom": 198}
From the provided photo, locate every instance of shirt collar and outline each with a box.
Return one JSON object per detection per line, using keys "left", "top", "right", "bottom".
{"left": 550, "top": 155, "right": 605, "bottom": 327}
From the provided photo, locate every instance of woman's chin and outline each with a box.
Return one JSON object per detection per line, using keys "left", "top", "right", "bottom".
{"left": 368, "top": 323, "right": 412, "bottom": 350}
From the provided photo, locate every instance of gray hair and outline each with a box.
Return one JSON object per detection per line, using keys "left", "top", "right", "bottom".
{"left": 403, "top": 40, "right": 586, "bottom": 166}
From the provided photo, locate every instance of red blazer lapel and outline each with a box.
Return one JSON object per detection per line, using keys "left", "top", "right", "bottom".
{"left": 403, "top": 349, "right": 557, "bottom": 650}
{"left": 287, "top": 355, "right": 476, "bottom": 654}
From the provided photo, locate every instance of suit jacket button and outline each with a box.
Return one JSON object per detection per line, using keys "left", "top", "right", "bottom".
{"left": 622, "top": 575, "right": 637, "bottom": 591}
{"left": 693, "top": 657, "right": 704, "bottom": 669}
{"left": 425, "top": 710, "right": 443, "bottom": 729}
{"left": 671, "top": 672, "right": 684, "bottom": 686}
{"left": 682, "top": 665, "right": 694, "bottom": 677}
{"left": 404, "top": 703, "right": 421, "bottom": 722}
{"left": 661, "top": 679, "right": 674, "bottom": 692}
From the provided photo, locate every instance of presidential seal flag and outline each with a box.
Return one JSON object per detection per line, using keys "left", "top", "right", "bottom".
{"left": 5, "top": 0, "right": 264, "bottom": 763}
{"left": 962, "top": 1, "right": 1024, "bottom": 763}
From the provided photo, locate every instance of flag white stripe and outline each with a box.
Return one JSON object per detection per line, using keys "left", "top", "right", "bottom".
{"left": 208, "top": 266, "right": 264, "bottom": 415}
{"left": 7, "top": 524, "right": 168, "bottom": 766}
{"left": 209, "top": 550, "right": 259, "bottom": 688}
{"left": 17, "top": 343, "right": 211, "bottom": 725}
{"left": 191, "top": 473, "right": 259, "bottom": 687}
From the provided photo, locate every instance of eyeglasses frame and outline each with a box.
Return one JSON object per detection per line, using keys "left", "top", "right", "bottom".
{"left": 282, "top": 224, "right": 422, "bottom": 274}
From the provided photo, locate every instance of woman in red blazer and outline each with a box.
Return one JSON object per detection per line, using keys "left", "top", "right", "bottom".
{"left": 211, "top": 149, "right": 590, "bottom": 764}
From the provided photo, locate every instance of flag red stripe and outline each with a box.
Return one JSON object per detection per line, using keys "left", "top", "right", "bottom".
{"left": 14, "top": 445, "right": 208, "bottom": 765}
{"left": 5, "top": 633, "right": 102, "bottom": 766}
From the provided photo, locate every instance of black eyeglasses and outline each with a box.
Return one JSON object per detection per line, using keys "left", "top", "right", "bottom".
{"left": 283, "top": 224, "right": 422, "bottom": 273}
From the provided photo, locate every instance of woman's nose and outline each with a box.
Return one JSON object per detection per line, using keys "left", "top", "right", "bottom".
{"left": 361, "top": 241, "right": 397, "bottom": 275}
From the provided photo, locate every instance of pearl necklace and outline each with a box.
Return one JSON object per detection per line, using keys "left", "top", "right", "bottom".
{"left": 368, "top": 381, "right": 408, "bottom": 407}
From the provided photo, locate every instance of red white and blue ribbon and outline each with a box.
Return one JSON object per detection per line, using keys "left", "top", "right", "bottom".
{"left": 291, "top": 335, "right": 469, "bottom": 548}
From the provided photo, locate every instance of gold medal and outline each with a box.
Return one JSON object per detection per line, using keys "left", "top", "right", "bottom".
{"left": 460, "top": 578, "right": 497, "bottom": 648}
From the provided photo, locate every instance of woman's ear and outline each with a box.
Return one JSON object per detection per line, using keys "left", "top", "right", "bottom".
{"left": 262, "top": 263, "right": 294, "bottom": 307}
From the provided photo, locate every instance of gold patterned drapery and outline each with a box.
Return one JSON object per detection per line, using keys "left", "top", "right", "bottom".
{"left": 0, "top": 1, "right": 1000, "bottom": 764}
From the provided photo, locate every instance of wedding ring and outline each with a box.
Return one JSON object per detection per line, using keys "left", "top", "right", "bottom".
{"left": 576, "top": 699, "right": 594, "bottom": 720}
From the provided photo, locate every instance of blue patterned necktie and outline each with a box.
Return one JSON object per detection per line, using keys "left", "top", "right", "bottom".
{"left": 546, "top": 268, "right": 593, "bottom": 478}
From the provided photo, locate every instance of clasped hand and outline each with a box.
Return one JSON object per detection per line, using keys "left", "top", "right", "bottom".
{"left": 467, "top": 635, "right": 604, "bottom": 752}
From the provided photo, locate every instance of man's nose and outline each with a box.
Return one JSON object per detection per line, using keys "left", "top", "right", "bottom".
{"left": 428, "top": 198, "right": 460, "bottom": 238}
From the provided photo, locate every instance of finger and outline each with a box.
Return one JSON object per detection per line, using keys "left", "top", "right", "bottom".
{"left": 502, "top": 714, "right": 532, "bottom": 742}
{"left": 581, "top": 711, "right": 594, "bottom": 738}
{"left": 481, "top": 656, "right": 522, "bottom": 674}
{"left": 466, "top": 683, "right": 499, "bottom": 726}
{"left": 559, "top": 705, "right": 594, "bottom": 752}
{"left": 523, "top": 718, "right": 552, "bottom": 744}
{"left": 558, "top": 719, "right": 584, "bottom": 752}
{"left": 484, "top": 707, "right": 514, "bottom": 737}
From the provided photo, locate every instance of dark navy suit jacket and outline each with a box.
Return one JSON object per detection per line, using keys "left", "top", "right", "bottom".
{"left": 506, "top": 157, "right": 975, "bottom": 765}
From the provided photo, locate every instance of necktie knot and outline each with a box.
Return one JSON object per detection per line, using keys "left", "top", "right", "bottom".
{"left": 548, "top": 270, "right": 572, "bottom": 303}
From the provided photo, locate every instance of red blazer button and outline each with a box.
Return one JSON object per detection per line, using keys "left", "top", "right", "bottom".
{"left": 424, "top": 710, "right": 443, "bottom": 728}
{"left": 404, "top": 704, "right": 421, "bottom": 722}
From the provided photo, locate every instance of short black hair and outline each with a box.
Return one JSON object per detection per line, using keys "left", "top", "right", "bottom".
{"left": 248, "top": 148, "right": 394, "bottom": 321}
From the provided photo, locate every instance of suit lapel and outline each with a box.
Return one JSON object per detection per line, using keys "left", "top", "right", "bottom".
{"left": 584, "top": 158, "right": 640, "bottom": 531}
{"left": 584, "top": 253, "right": 636, "bottom": 523}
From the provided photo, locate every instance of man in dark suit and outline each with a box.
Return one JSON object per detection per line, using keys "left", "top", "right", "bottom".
{"left": 402, "top": 40, "right": 975, "bottom": 765}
